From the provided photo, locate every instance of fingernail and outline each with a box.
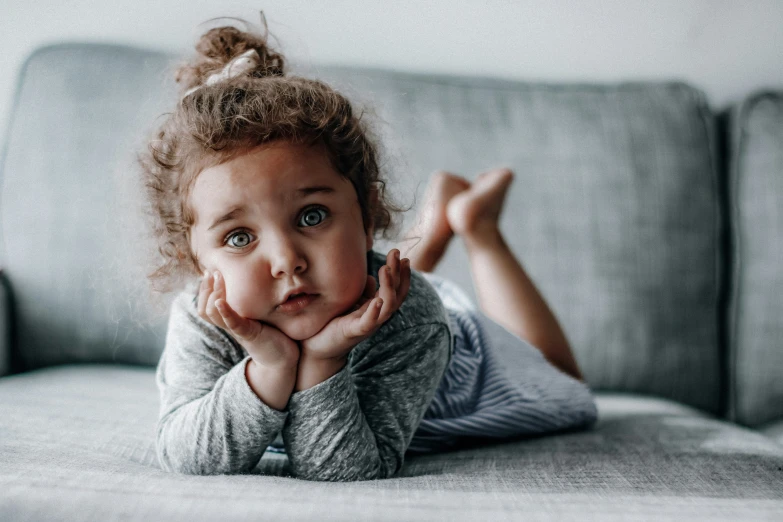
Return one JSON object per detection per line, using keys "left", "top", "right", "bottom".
{"left": 213, "top": 271, "right": 220, "bottom": 282}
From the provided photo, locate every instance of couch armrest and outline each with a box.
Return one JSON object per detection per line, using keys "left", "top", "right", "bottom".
{"left": 0, "top": 268, "right": 11, "bottom": 377}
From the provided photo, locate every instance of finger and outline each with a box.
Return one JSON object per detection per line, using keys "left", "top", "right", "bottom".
{"left": 398, "top": 258, "right": 411, "bottom": 303}
{"left": 377, "top": 265, "right": 397, "bottom": 323}
{"left": 197, "top": 270, "right": 213, "bottom": 321}
{"left": 390, "top": 249, "right": 401, "bottom": 289}
{"left": 384, "top": 249, "right": 397, "bottom": 288}
{"left": 350, "top": 297, "right": 383, "bottom": 337}
{"left": 203, "top": 292, "right": 225, "bottom": 329}
{"left": 206, "top": 293, "right": 226, "bottom": 330}
{"left": 386, "top": 248, "right": 395, "bottom": 268}
{"left": 362, "top": 297, "right": 384, "bottom": 333}
{"left": 215, "top": 298, "right": 257, "bottom": 341}
{"left": 206, "top": 272, "right": 228, "bottom": 330}
{"left": 333, "top": 297, "right": 375, "bottom": 341}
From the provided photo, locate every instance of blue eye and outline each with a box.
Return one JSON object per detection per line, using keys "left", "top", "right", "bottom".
{"left": 298, "top": 207, "right": 328, "bottom": 227}
{"left": 225, "top": 231, "right": 252, "bottom": 248}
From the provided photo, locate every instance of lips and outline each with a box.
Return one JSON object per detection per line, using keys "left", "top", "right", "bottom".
{"left": 276, "top": 293, "right": 319, "bottom": 314}
{"left": 283, "top": 292, "right": 313, "bottom": 303}
{"left": 278, "top": 287, "right": 316, "bottom": 306}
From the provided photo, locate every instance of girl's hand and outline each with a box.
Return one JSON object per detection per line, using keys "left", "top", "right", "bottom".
{"left": 299, "top": 249, "right": 411, "bottom": 360}
{"left": 198, "top": 270, "right": 300, "bottom": 369}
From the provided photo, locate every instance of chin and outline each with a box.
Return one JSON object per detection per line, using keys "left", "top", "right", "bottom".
{"left": 278, "top": 316, "right": 330, "bottom": 341}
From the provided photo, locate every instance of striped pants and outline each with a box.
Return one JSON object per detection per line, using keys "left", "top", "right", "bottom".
{"left": 406, "top": 273, "right": 598, "bottom": 454}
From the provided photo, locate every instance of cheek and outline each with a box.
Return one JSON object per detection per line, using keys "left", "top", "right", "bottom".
{"left": 325, "top": 242, "right": 368, "bottom": 304}
{"left": 220, "top": 267, "right": 268, "bottom": 318}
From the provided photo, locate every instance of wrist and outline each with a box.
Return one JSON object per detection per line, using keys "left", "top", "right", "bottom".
{"left": 251, "top": 355, "right": 299, "bottom": 372}
{"left": 294, "top": 353, "right": 347, "bottom": 392}
{"left": 248, "top": 343, "right": 300, "bottom": 371}
{"left": 245, "top": 357, "right": 298, "bottom": 411}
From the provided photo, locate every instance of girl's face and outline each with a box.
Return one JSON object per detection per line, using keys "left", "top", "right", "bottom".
{"left": 188, "top": 141, "right": 373, "bottom": 341}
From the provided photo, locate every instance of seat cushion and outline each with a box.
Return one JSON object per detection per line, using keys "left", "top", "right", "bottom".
{"left": 760, "top": 418, "right": 783, "bottom": 446}
{"left": 726, "top": 91, "right": 783, "bottom": 427}
{"left": 2, "top": 365, "right": 782, "bottom": 521}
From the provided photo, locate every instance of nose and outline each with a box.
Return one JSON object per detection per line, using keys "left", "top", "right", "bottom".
{"left": 266, "top": 231, "right": 307, "bottom": 278}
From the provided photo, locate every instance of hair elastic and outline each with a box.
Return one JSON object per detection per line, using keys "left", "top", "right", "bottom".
{"left": 183, "top": 49, "right": 261, "bottom": 98}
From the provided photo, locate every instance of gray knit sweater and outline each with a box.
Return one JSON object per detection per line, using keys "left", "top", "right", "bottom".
{"left": 155, "top": 250, "right": 452, "bottom": 481}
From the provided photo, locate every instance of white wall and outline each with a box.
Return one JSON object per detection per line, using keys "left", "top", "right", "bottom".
{"left": 2, "top": 0, "right": 782, "bottom": 147}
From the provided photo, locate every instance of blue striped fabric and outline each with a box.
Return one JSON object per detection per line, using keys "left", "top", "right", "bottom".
{"left": 406, "top": 273, "right": 599, "bottom": 454}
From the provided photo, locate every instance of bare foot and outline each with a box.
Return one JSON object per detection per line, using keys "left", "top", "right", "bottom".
{"left": 445, "top": 168, "right": 515, "bottom": 242}
{"left": 400, "top": 171, "right": 471, "bottom": 272}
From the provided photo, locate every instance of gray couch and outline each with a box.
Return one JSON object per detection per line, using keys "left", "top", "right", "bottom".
{"left": 1, "top": 43, "right": 782, "bottom": 521}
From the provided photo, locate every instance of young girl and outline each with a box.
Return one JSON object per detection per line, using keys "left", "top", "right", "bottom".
{"left": 143, "top": 19, "right": 597, "bottom": 482}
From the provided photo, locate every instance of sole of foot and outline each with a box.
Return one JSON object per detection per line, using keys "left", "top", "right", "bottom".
{"left": 445, "top": 168, "right": 515, "bottom": 238}
{"left": 403, "top": 170, "right": 471, "bottom": 252}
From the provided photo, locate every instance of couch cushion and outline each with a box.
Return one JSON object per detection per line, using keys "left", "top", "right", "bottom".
{"left": 2, "top": 366, "right": 781, "bottom": 521}
{"left": 726, "top": 91, "right": 783, "bottom": 427}
{"left": 760, "top": 419, "right": 783, "bottom": 447}
{"left": 0, "top": 44, "right": 176, "bottom": 372}
{"left": 1, "top": 43, "right": 723, "bottom": 417}
{"left": 307, "top": 66, "right": 723, "bottom": 414}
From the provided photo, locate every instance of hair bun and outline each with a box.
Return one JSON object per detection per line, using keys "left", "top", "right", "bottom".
{"left": 176, "top": 16, "right": 285, "bottom": 94}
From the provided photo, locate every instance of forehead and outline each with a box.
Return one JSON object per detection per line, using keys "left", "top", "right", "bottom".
{"left": 200, "top": 142, "right": 337, "bottom": 187}
{"left": 189, "top": 142, "right": 350, "bottom": 218}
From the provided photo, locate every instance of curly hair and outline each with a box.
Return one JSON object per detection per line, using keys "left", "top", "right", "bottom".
{"left": 138, "top": 15, "right": 405, "bottom": 295}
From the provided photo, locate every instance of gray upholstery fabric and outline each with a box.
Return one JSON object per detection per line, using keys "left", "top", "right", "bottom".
{"left": 0, "top": 44, "right": 722, "bottom": 417}
{"left": 0, "top": 270, "right": 10, "bottom": 377}
{"left": 0, "top": 44, "right": 176, "bottom": 372}
{"left": 2, "top": 365, "right": 782, "bottom": 521}
{"left": 761, "top": 419, "right": 783, "bottom": 446}
{"left": 726, "top": 91, "right": 783, "bottom": 427}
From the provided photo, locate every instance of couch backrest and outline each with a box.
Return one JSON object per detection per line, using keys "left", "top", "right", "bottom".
{"left": 309, "top": 66, "right": 725, "bottom": 415}
{"left": 0, "top": 44, "right": 724, "bottom": 416}
{"left": 726, "top": 92, "right": 783, "bottom": 427}
{"left": 0, "top": 44, "right": 176, "bottom": 371}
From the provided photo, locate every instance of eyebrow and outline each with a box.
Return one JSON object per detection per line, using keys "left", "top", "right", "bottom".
{"left": 206, "top": 186, "right": 336, "bottom": 231}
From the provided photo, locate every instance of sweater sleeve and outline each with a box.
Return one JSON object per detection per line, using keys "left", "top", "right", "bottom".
{"left": 155, "top": 292, "right": 288, "bottom": 475}
{"left": 281, "top": 321, "right": 451, "bottom": 482}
